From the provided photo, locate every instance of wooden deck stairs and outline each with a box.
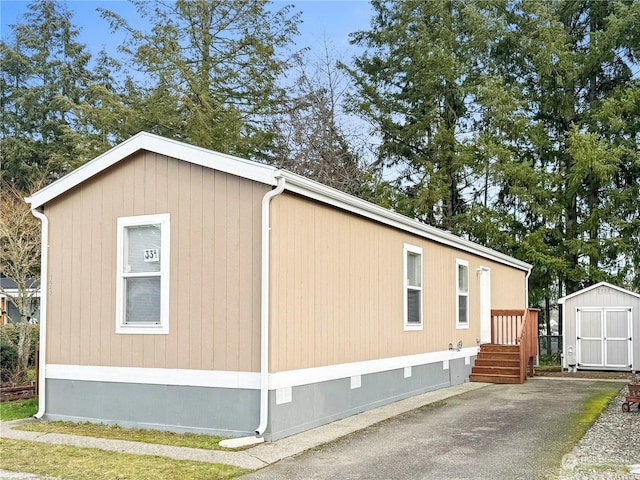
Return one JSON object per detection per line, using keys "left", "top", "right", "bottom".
{"left": 470, "top": 309, "right": 539, "bottom": 385}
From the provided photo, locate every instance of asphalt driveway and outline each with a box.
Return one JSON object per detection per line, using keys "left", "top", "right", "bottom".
{"left": 242, "top": 378, "right": 625, "bottom": 480}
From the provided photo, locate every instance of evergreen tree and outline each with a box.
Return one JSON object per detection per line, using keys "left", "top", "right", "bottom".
{"left": 346, "top": 0, "right": 490, "bottom": 231}
{"left": 346, "top": 0, "right": 640, "bottom": 307}
{"left": 100, "top": 0, "right": 301, "bottom": 160}
{"left": 477, "top": 0, "right": 640, "bottom": 299}
{"left": 0, "top": 0, "right": 105, "bottom": 190}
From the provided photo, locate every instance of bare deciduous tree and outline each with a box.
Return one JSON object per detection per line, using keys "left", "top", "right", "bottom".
{"left": 0, "top": 185, "right": 41, "bottom": 384}
{"left": 274, "top": 43, "right": 371, "bottom": 197}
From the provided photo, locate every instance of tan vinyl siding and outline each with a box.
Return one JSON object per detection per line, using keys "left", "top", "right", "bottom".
{"left": 269, "top": 193, "right": 527, "bottom": 372}
{"left": 44, "top": 151, "right": 267, "bottom": 372}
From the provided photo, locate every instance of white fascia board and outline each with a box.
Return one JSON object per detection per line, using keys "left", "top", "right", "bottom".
{"left": 46, "top": 364, "right": 261, "bottom": 390}
{"left": 278, "top": 171, "right": 532, "bottom": 272}
{"left": 558, "top": 281, "right": 640, "bottom": 304}
{"left": 27, "top": 132, "right": 277, "bottom": 209}
{"left": 268, "top": 347, "right": 480, "bottom": 390}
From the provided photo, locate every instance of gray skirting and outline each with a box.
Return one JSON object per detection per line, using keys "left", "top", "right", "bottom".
{"left": 44, "top": 380, "right": 260, "bottom": 437}
{"left": 44, "top": 356, "right": 475, "bottom": 440}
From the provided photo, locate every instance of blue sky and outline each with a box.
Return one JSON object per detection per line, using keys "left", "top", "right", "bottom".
{"left": 0, "top": 1, "right": 373, "bottom": 62}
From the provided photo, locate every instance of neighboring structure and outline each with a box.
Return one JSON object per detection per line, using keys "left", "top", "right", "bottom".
{"left": 560, "top": 282, "right": 639, "bottom": 372}
{"left": 0, "top": 278, "right": 40, "bottom": 325}
{"left": 27, "top": 132, "right": 532, "bottom": 441}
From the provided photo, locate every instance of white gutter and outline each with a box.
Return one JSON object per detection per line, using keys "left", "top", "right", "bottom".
{"left": 255, "top": 176, "right": 286, "bottom": 436}
{"left": 278, "top": 170, "right": 532, "bottom": 272}
{"left": 28, "top": 205, "right": 48, "bottom": 419}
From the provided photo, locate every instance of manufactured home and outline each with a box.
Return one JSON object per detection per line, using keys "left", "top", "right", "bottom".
{"left": 27, "top": 132, "right": 535, "bottom": 441}
{"left": 560, "top": 282, "right": 639, "bottom": 372}
{"left": 0, "top": 278, "right": 40, "bottom": 325}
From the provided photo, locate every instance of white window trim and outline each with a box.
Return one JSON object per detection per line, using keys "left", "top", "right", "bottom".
{"left": 404, "top": 243, "right": 423, "bottom": 331}
{"left": 456, "top": 258, "right": 469, "bottom": 329}
{"left": 115, "top": 213, "right": 170, "bottom": 335}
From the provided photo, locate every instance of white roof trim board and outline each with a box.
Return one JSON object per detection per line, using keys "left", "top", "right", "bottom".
{"left": 278, "top": 170, "right": 531, "bottom": 271}
{"left": 558, "top": 281, "right": 640, "bottom": 304}
{"left": 27, "top": 132, "right": 277, "bottom": 209}
{"left": 27, "top": 132, "right": 532, "bottom": 272}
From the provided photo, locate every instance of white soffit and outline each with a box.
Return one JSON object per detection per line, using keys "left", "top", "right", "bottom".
{"left": 26, "top": 132, "right": 277, "bottom": 209}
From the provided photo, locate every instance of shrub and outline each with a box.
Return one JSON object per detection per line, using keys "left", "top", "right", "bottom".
{"left": 0, "top": 334, "right": 19, "bottom": 383}
{"left": 0, "top": 323, "right": 39, "bottom": 366}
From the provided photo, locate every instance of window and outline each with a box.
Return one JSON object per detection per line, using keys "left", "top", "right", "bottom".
{"left": 456, "top": 259, "right": 469, "bottom": 328}
{"left": 116, "top": 214, "right": 170, "bottom": 334}
{"left": 404, "top": 244, "right": 423, "bottom": 331}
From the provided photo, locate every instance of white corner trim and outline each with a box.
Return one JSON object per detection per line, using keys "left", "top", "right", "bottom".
{"left": 404, "top": 366, "right": 412, "bottom": 378}
{"left": 45, "top": 364, "right": 261, "bottom": 390}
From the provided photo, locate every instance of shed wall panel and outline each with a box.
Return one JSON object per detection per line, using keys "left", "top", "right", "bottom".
{"left": 269, "top": 194, "right": 527, "bottom": 372}
{"left": 562, "top": 285, "right": 640, "bottom": 371}
{"left": 44, "top": 151, "right": 267, "bottom": 372}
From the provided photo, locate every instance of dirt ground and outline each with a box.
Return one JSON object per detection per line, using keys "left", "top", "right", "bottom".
{"left": 534, "top": 369, "right": 636, "bottom": 381}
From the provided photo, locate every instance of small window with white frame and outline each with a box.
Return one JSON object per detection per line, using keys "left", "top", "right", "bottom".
{"left": 115, "top": 214, "right": 170, "bottom": 334}
{"left": 456, "top": 259, "right": 469, "bottom": 329}
{"left": 404, "top": 243, "right": 423, "bottom": 331}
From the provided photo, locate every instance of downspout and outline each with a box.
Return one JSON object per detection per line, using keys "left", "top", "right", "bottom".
{"left": 256, "top": 176, "right": 286, "bottom": 436}
{"left": 29, "top": 206, "right": 49, "bottom": 419}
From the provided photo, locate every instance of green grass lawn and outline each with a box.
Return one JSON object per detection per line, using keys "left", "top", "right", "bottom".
{"left": 17, "top": 420, "right": 231, "bottom": 450}
{"left": 0, "top": 439, "right": 251, "bottom": 480}
{"left": 0, "top": 397, "right": 38, "bottom": 421}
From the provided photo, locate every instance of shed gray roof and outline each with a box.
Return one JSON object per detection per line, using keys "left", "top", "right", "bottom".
{"left": 558, "top": 281, "right": 640, "bottom": 304}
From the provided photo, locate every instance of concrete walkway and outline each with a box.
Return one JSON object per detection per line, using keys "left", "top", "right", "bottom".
{"left": 0, "top": 381, "right": 488, "bottom": 471}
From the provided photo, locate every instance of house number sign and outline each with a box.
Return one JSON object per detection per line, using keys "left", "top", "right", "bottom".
{"left": 144, "top": 249, "right": 160, "bottom": 262}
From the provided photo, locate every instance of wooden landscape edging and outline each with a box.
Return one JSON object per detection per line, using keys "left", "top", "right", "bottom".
{"left": 0, "top": 384, "right": 36, "bottom": 402}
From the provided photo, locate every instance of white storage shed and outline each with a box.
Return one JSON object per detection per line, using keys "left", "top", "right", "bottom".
{"left": 559, "top": 282, "right": 639, "bottom": 372}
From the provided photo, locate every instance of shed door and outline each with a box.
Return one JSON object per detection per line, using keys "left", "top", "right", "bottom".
{"left": 577, "top": 307, "right": 632, "bottom": 369}
{"left": 604, "top": 309, "right": 632, "bottom": 369}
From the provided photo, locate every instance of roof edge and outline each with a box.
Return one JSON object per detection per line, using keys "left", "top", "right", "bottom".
{"left": 278, "top": 170, "right": 532, "bottom": 272}
{"left": 558, "top": 281, "right": 640, "bottom": 304}
{"left": 26, "top": 132, "right": 531, "bottom": 272}
{"left": 27, "top": 132, "right": 277, "bottom": 209}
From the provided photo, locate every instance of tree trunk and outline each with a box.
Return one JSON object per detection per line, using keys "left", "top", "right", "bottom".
{"left": 15, "top": 321, "right": 32, "bottom": 385}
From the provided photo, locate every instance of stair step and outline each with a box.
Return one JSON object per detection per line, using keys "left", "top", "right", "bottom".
{"left": 476, "top": 353, "right": 520, "bottom": 361}
{"left": 469, "top": 373, "right": 522, "bottom": 384}
{"left": 474, "top": 358, "right": 520, "bottom": 368}
{"left": 472, "top": 365, "right": 520, "bottom": 376}
{"left": 479, "top": 344, "right": 520, "bottom": 353}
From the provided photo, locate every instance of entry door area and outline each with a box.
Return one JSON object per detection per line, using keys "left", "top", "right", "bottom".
{"left": 479, "top": 267, "right": 491, "bottom": 344}
{"left": 576, "top": 307, "right": 632, "bottom": 369}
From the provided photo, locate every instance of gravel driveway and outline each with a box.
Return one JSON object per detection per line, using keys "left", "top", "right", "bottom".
{"left": 242, "top": 379, "right": 630, "bottom": 480}
{"left": 558, "top": 385, "right": 640, "bottom": 479}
